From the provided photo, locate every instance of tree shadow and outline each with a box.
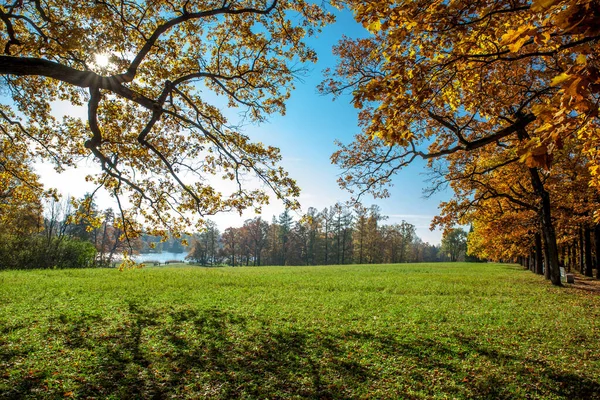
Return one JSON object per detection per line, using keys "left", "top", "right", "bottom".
{"left": 3, "top": 306, "right": 599, "bottom": 399}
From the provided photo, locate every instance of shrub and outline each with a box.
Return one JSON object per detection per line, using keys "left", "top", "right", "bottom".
{"left": 0, "top": 235, "right": 96, "bottom": 270}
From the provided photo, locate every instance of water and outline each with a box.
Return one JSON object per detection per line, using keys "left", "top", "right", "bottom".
{"left": 134, "top": 252, "right": 189, "bottom": 263}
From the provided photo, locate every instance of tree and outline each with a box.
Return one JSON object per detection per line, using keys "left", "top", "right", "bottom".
{"left": 0, "top": 0, "right": 333, "bottom": 240}
{"left": 380, "top": 221, "right": 415, "bottom": 263}
{"left": 187, "top": 220, "right": 220, "bottom": 265}
{"left": 0, "top": 140, "right": 45, "bottom": 269}
{"left": 221, "top": 227, "right": 240, "bottom": 266}
{"left": 95, "top": 208, "right": 131, "bottom": 267}
{"left": 0, "top": 133, "right": 45, "bottom": 237}
{"left": 441, "top": 228, "right": 468, "bottom": 262}
{"left": 322, "top": 0, "right": 600, "bottom": 285}
{"left": 277, "top": 208, "right": 294, "bottom": 265}
{"left": 465, "top": 226, "right": 485, "bottom": 263}
{"left": 243, "top": 217, "right": 268, "bottom": 266}
{"left": 332, "top": 202, "right": 353, "bottom": 264}
{"left": 304, "top": 207, "right": 322, "bottom": 265}
{"left": 353, "top": 204, "right": 369, "bottom": 264}
{"left": 396, "top": 221, "right": 416, "bottom": 263}
{"left": 320, "top": 207, "right": 334, "bottom": 265}
{"left": 69, "top": 194, "right": 100, "bottom": 242}
{"left": 363, "top": 205, "right": 384, "bottom": 263}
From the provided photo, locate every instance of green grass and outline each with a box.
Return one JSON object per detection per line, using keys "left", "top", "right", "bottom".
{"left": 1, "top": 263, "right": 599, "bottom": 399}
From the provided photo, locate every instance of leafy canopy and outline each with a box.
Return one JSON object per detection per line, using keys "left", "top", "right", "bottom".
{"left": 0, "top": 0, "right": 333, "bottom": 240}
{"left": 323, "top": 0, "right": 599, "bottom": 198}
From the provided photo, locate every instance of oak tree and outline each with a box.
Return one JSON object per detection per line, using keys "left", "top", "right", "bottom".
{"left": 0, "top": 0, "right": 333, "bottom": 242}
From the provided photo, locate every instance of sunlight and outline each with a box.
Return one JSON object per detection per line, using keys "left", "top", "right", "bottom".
{"left": 94, "top": 53, "right": 110, "bottom": 68}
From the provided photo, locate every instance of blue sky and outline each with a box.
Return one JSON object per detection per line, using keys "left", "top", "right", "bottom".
{"left": 228, "top": 7, "right": 450, "bottom": 244}
{"left": 38, "top": 6, "right": 449, "bottom": 245}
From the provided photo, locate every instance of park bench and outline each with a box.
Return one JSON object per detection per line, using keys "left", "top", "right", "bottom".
{"left": 560, "top": 267, "right": 575, "bottom": 284}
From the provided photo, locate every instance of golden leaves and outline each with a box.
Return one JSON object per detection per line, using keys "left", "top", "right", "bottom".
{"left": 518, "top": 141, "right": 554, "bottom": 170}
{"left": 365, "top": 19, "right": 381, "bottom": 34}
{"left": 1, "top": 0, "right": 333, "bottom": 240}
{"left": 324, "top": 0, "right": 600, "bottom": 264}
{"left": 501, "top": 24, "right": 536, "bottom": 53}
{"left": 550, "top": 72, "right": 572, "bottom": 87}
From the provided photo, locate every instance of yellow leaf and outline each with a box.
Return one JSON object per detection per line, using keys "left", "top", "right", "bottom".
{"left": 551, "top": 72, "right": 571, "bottom": 87}
{"left": 405, "top": 21, "right": 417, "bottom": 30}
{"left": 366, "top": 20, "right": 381, "bottom": 33}
{"left": 508, "top": 36, "right": 529, "bottom": 53}
{"left": 534, "top": 31, "right": 551, "bottom": 45}
{"left": 565, "top": 77, "right": 584, "bottom": 100}
{"left": 531, "top": 104, "right": 548, "bottom": 116}
{"left": 576, "top": 54, "right": 587, "bottom": 65}
{"left": 500, "top": 24, "right": 534, "bottom": 46}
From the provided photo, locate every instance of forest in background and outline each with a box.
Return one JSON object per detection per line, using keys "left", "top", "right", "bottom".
{"left": 0, "top": 192, "right": 470, "bottom": 269}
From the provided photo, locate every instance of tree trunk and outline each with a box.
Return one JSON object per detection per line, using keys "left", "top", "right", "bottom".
{"left": 595, "top": 225, "right": 600, "bottom": 279}
{"left": 585, "top": 225, "right": 593, "bottom": 277}
{"left": 579, "top": 227, "right": 585, "bottom": 274}
{"left": 567, "top": 242, "right": 572, "bottom": 272}
{"left": 535, "top": 232, "right": 543, "bottom": 275}
{"left": 528, "top": 167, "right": 561, "bottom": 285}
{"left": 517, "top": 126, "right": 561, "bottom": 286}
{"left": 543, "top": 235, "right": 551, "bottom": 280}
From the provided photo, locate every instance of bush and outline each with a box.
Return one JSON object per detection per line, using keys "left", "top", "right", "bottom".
{"left": 0, "top": 234, "right": 96, "bottom": 270}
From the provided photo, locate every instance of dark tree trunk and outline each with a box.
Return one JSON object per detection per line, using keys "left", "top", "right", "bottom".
{"left": 535, "top": 232, "right": 543, "bottom": 275}
{"left": 543, "top": 235, "right": 551, "bottom": 280}
{"left": 571, "top": 240, "right": 578, "bottom": 273}
{"left": 528, "top": 167, "right": 561, "bottom": 285}
{"left": 585, "top": 225, "right": 593, "bottom": 277}
{"left": 579, "top": 227, "right": 585, "bottom": 274}
{"left": 595, "top": 225, "right": 600, "bottom": 279}
{"left": 516, "top": 127, "right": 560, "bottom": 285}
{"left": 567, "top": 242, "right": 573, "bottom": 272}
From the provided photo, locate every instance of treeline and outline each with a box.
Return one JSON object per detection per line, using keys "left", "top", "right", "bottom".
{"left": 1, "top": 185, "right": 466, "bottom": 270}
{"left": 460, "top": 149, "right": 600, "bottom": 283}
{"left": 188, "top": 204, "right": 457, "bottom": 266}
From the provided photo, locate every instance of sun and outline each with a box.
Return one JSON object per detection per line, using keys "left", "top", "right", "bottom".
{"left": 95, "top": 53, "right": 110, "bottom": 68}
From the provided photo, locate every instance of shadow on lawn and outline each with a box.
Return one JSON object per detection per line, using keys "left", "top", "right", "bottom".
{"left": 3, "top": 306, "right": 599, "bottom": 399}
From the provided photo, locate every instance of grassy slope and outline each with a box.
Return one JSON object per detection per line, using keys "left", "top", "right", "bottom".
{"left": 0, "top": 263, "right": 599, "bottom": 399}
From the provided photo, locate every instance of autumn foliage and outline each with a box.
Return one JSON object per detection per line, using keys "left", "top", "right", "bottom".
{"left": 324, "top": 0, "right": 600, "bottom": 285}
{"left": 0, "top": 0, "right": 333, "bottom": 240}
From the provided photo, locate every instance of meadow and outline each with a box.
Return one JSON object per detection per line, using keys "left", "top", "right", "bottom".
{"left": 0, "top": 263, "right": 599, "bottom": 399}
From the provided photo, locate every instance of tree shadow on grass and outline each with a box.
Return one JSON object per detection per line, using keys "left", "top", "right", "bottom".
{"left": 3, "top": 306, "right": 600, "bottom": 399}
{"left": 451, "top": 333, "right": 600, "bottom": 400}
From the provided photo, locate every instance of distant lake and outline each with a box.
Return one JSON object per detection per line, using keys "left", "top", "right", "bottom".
{"left": 134, "top": 252, "right": 189, "bottom": 263}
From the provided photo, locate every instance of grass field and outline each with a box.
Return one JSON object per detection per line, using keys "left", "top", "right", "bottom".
{"left": 1, "top": 263, "right": 599, "bottom": 399}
